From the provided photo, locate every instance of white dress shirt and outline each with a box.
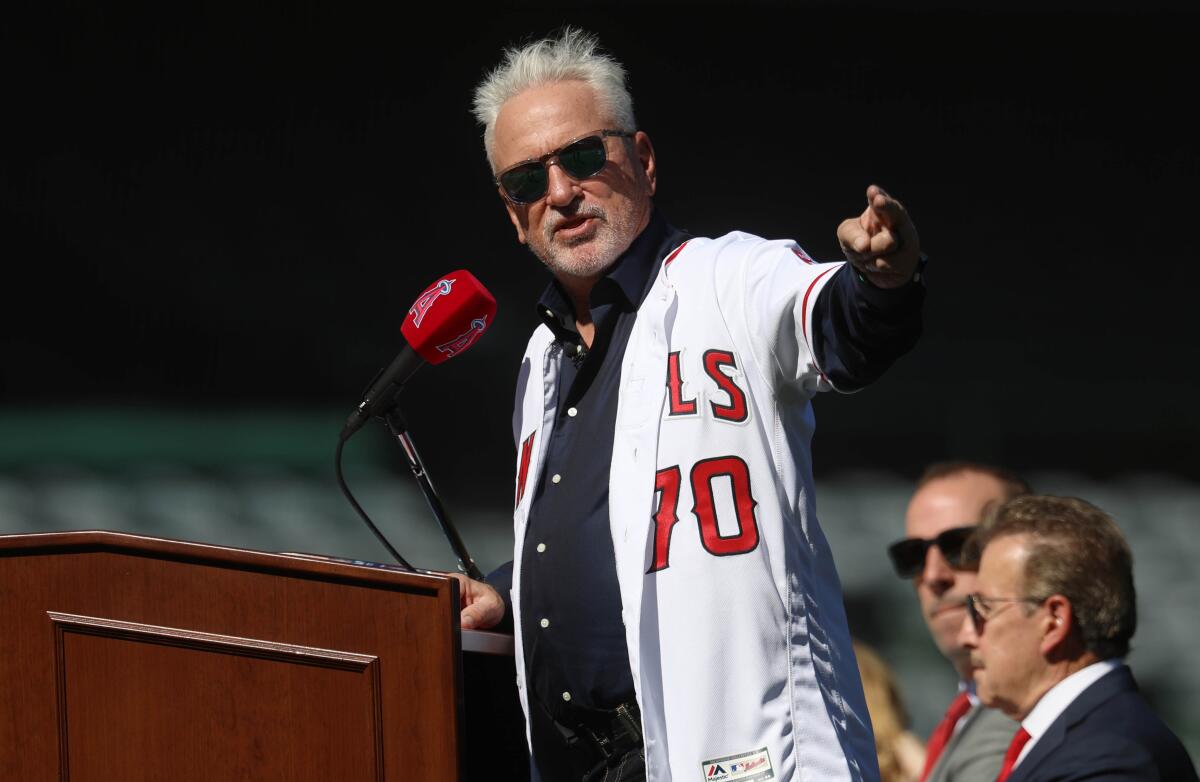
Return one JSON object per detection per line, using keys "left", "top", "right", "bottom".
{"left": 1015, "top": 658, "right": 1124, "bottom": 768}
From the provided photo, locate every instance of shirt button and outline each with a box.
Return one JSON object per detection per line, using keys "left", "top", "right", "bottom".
{"left": 562, "top": 691, "right": 572, "bottom": 702}
{"left": 567, "top": 407, "right": 578, "bottom": 417}
{"left": 540, "top": 618, "right": 550, "bottom": 628}
{"left": 536, "top": 543, "right": 547, "bottom": 553}
{"left": 551, "top": 474, "right": 562, "bottom": 484}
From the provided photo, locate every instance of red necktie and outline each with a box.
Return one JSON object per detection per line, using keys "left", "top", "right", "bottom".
{"left": 919, "top": 691, "right": 973, "bottom": 782}
{"left": 996, "top": 727, "right": 1032, "bottom": 782}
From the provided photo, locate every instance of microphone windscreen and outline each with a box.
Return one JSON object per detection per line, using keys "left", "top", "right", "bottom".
{"left": 400, "top": 270, "right": 497, "bottom": 365}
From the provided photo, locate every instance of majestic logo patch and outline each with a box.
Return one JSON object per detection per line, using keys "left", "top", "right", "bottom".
{"left": 436, "top": 316, "right": 487, "bottom": 357}
{"left": 408, "top": 278, "right": 455, "bottom": 328}
{"left": 702, "top": 747, "right": 773, "bottom": 781}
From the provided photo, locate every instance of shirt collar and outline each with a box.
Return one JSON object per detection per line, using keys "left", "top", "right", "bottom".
{"left": 1016, "top": 658, "right": 1124, "bottom": 766}
{"left": 536, "top": 208, "right": 673, "bottom": 334}
{"left": 959, "top": 678, "right": 981, "bottom": 708}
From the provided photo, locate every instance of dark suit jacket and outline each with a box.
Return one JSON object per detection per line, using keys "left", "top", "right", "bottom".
{"left": 1007, "top": 665, "right": 1197, "bottom": 782}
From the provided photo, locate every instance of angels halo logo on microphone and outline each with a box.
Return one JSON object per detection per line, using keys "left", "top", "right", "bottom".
{"left": 436, "top": 316, "right": 488, "bottom": 357}
{"left": 408, "top": 278, "right": 456, "bottom": 328}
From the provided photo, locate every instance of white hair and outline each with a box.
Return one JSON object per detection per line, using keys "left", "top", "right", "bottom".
{"left": 473, "top": 27, "right": 637, "bottom": 170}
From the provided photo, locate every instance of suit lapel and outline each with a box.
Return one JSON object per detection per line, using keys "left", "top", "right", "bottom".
{"left": 1007, "top": 666, "right": 1136, "bottom": 782}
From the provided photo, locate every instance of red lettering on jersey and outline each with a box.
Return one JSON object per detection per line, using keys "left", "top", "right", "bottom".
{"left": 647, "top": 466, "right": 682, "bottom": 573}
{"left": 648, "top": 455, "right": 760, "bottom": 572}
{"left": 691, "top": 456, "right": 759, "bottom": 557}
{"left": 703, "top": 350, "right": 748, "bottom": 423}
{"left": 514, "top": 431, "right": 536, "bottom": 509}
{"left": 665, "top": 351, "right": 697, "bottom": 416}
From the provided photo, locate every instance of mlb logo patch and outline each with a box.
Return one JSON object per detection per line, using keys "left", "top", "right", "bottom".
{"left": 701, "top": 747, "right": 773, "bottom": 781}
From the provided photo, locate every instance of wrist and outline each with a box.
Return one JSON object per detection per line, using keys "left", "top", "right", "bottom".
{"left": 854, "top": 252, "right": 927, "bottom": 290}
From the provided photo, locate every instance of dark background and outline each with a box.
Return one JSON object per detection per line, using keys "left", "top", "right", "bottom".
{"left": 3, "top": 3, "right": 1197, "bottom": 501}
{"left": 3, "top": 0, "right": 1199, "bottom": 756}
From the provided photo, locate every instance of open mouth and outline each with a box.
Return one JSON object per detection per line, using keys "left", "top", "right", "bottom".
{"left": 555, "top": 215, "right": 594, "bottom": 236}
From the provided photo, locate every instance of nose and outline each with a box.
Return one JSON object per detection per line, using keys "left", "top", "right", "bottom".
{"left": 544, "top": 160, "right": 581, "bottom": 207}
{"left": 919, "top": 544, "right": 956, "bottom": 593}
{"left": 958, "top": 608, "right": 979, "bottom": 650}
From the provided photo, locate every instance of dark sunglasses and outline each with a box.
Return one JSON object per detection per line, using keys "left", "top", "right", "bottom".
{"left": 887, "top": 526, "right": 978, "bottom": 579}
{"left": 965, "top": 593, "right": 1045, "bottom": 634}
{"left": 494, "top": 129, "right": 634, "bottom": 204}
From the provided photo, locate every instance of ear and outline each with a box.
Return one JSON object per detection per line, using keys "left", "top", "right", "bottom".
{"left": 1039, "top": 595, "right": 1073, "bottom": 655}
{"left": 634, "top": 131, "right": 657, "bottom": 196}
{"left": 500, "top": 187, "right": 528, "bottom": 245}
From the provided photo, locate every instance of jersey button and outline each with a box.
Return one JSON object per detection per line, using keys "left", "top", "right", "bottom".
{"left": 562, "top": 691, "right": 572, "bottom": 702}
{"left": 540, "top": 618, "right": 550, "bottom": 629}
{"left": 536, "top": 543, "right": 546, "bottom": 553}
{"left": 551, "top": 474, "right": 562, "bottom": 484}
{"left": 567, "top": 407, "right": 578, "bottom": 417}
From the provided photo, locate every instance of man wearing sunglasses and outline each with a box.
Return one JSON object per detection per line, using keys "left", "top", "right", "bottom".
{"left": 958, "top": 496, "right": 1195, "bottom": 781}
{"left": 892, "top": 463, "right": 1028, "bottom": 782}
{"left": 454, "top": 27, "right": 926, "bottom": 782}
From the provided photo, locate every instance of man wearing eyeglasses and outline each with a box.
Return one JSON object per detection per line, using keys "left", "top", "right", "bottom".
{"left": 452, "top": 27, "right": 926, "bottom": 782}
{"left": 958, "top": 496, "right": 1196, "bottom": 782}
{"left": 892, "top": 463, "right": 1027, "bottom": 782}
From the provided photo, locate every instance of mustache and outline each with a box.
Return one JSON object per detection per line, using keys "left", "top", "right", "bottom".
{"left": 546, "top": 203, "right": 607, "bottom": 234}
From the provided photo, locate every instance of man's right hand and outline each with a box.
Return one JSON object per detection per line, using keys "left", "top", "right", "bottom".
{"left": 837, "top": 184, "right": 921, "bottom": 289}
{"left": 447, "top": 573, "right": 507, "bottom": 630}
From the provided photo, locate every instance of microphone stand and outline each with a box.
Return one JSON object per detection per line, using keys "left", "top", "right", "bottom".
{"left": 382, "top": 406, "right": 485, "bottom": 581}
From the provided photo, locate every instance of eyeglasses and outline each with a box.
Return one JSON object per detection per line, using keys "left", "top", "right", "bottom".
{"left": 887, "top": 526, "right": 978, "bottom": 579}
{"left": 494, "top": 129, "right": 634, "bottom": 204}
{"left": 965, "top": 593, "right": 1045, "bottom": 633}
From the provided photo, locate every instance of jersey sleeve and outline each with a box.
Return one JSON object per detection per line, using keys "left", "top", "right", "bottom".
{"left": 740, "top": 238, "right": 923, "bottom": 393}
{"left": 738, "top": 239, "right": 845, "bottom": 393}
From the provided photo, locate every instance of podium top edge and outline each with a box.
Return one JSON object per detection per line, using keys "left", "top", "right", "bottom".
{"left": 0, "top": 530, "right": 454, "bottom": 593}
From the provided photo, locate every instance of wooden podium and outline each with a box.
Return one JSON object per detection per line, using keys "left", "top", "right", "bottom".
{"left": 0, "top": 531, "right": 526, "bottom": 781}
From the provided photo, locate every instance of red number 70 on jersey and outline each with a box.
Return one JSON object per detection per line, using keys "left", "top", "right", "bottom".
{"left": 648, "top": 455, "right": 760, "bottom": 573}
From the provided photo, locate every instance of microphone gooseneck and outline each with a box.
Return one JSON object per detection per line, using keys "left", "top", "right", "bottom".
{"left": 336, "top": 269, "right": 497, "bottom": 571}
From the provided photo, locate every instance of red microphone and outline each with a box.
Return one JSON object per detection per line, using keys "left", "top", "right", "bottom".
{"left": 341, "top": 270, "right": 496, "bottom": 440}
{"left": 401, "top": 270, "right": 496, "bottom": 364}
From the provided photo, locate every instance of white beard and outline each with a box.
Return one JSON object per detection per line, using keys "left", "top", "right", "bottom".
{"left": 531, "top": 202, "right": 640, "bottom": 280}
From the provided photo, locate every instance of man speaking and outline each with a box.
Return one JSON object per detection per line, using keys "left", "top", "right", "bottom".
{"left": 452, "top": 28, "right": 926, "bottom": 781}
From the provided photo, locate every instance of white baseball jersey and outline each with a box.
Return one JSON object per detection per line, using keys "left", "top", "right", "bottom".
{"left": 510, "top": 231, "right": 879, "bottom": 782}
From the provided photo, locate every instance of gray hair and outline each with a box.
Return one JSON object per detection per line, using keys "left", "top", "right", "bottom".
{"left": 472, "top": 27, "right": 637, "bottom": 170}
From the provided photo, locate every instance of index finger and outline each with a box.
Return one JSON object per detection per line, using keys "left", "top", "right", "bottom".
{"left": 866, "top": 185, "right": 907, "bottom": 231}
